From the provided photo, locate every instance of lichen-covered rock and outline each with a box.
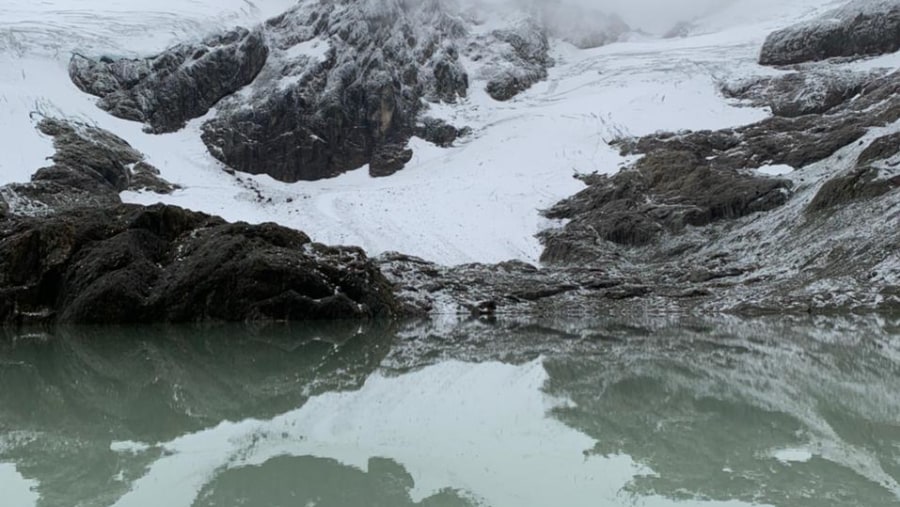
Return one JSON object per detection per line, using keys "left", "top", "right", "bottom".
{"left": 759, "top": 0, "right": 900, "bottom": 66}
{"left": 0, "top": 204, "right": 400, "bottom": 325}
{"left": 69, "top": 27, "right": 268, "bottom": 133}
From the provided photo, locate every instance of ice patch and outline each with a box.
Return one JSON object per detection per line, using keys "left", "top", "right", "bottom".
{"left": 110, "top": 440, "right": 153, "bottom": 454}
{"left": 282, "top": 38, "right": 330, "bottom": 62}
{"left": 773, "top": 447, "right": 814, "bottom": 464}
{"left": 756, "top": 164, "right": 795, "bottom": 176}
{"left": 0, "top": 463, "right": 39, "bottom": 507}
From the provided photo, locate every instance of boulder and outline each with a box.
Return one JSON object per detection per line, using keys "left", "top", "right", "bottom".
{"left": 760, "top": 1, "right": 900, "bottom": 66}
{"left": 721, "top": 70, "right": 874, "bottom": 117}
{"left": 415, "top": 117, "right": 468, "bottom": 147}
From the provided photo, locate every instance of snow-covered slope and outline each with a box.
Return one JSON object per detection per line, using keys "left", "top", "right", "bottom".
{"left": 0, "top": 0, "right": 863, "bottom": 265}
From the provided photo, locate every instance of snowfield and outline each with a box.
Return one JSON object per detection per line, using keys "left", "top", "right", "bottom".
{"left": 0, "top": 0, "right": 869, "bottom": 265}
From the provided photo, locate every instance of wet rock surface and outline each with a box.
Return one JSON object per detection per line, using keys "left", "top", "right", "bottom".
{"left": 759, "top": 0, "right": 900, "bottom": 65}
{"left": 0, "top": 204, "right": 400, "bottom": 325}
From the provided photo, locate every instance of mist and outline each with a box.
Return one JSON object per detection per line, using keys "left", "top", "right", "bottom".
{"left": 471, "top": 0, "right": 817, "bottom": 35}
{"left": 581, "top": 0, "right": 728, "bottom": 31}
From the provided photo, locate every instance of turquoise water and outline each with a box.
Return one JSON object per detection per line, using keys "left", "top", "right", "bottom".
{"left": 1, "top": 316, "right": 899, "bottom": 507}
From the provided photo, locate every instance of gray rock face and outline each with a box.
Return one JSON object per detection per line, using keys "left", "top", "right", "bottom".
{"left": 808, "top": 131, "right": 900, "bottom": 212}
{"left": 69, "top": 27, "right": 268, "bottom": 133}
{"left": 0, "top": 204, "right": 400, "bottom": 324}
{"left": 539, "top": 150, "right": 792, "bottom": 261}
{"left": 0, "top": 118, "right": 175, "bottom": 217}
{"left": 484, "top": 20, "right": 551, "bottom": 101}
{"left": 199, "top": 1, "right": 484, "bottom": 182}
{"left": 721, "top": 70, "right": 877, "bottom": 117}
{"left": 760, "top": 0, "right": 900, "bottom": 65}
{"left": 68, "top": 0, "right": 577, "bottom": 182}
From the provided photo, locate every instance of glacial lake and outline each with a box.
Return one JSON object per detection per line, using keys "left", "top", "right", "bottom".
{"left": 1, "top": 316, "right": 899, "bottom": 507}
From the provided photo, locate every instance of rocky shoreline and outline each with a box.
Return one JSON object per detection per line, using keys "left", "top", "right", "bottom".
{"left": 3, "top": 0, "right": 900, "bottom": 324}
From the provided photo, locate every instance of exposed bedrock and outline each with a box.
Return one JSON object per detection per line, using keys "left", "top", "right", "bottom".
{"left": 540, "top": 151, "right": 792, "bottom": 255}
{"left": 0, "top": 118, "right": 175, "bottom": 217}
{"left": 721, "top": 69, "right": 878, "bottom": 118}
{"left": 808, "top": 131, "right": 900, "bottom": 212}
{"left": 0, "top": 204, "right": 400, "bottom": 325}
{"left": 760, "top": 0, "right": 900, "bottom": 65}
{"left": 200, "top": 1, "right": 498, "bottom": 182}
{"left": 69, "top": 28, "right": 269, "bottom": 133}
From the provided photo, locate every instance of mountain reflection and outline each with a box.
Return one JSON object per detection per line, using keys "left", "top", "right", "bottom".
{"left": 0, "top": 315, "right": 898, "bottom": 507}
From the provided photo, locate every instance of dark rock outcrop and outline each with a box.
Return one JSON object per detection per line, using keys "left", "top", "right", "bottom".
{"left": 199, "top": 2, "right": 474, "bottom": 182}
{"left": 538, "top": 150, "right": 791, "bottom": 262}
{"left": 0, "top": 118, "right": 175, "bottom": 217}
{"left": 760, "top": 1, "right": 900, "bottom": 66}
{"left": 415, "top": 117, "right": 468, "bottom": 147}
{"left": 624, "top": 68, "right": 900, "bottom": 178}
{"left": 69, "top": 27, "right": 268, "bottom": 133}
{"left": 807, "top": 165, "right": 900, "bottom": 212}
{"left": 0, "top": 204, "right": 400, "bottom": 324}
{"left": 71, "top": 1, "right": 560, "bottom": 182}
{"left": 808, "top": 131, "right": 900, "bottom": 212}
{"left": 515, "top": 39, "right": 900, "bottom": 315}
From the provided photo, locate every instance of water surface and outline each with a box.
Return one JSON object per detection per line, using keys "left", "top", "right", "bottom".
{"left": 1, "top": 316, "right": 898, "bottom": 507}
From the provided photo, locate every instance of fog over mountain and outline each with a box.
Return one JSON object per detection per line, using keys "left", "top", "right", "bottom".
{"left": 465, "top": 0, "right": 722, "bottom": 33}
